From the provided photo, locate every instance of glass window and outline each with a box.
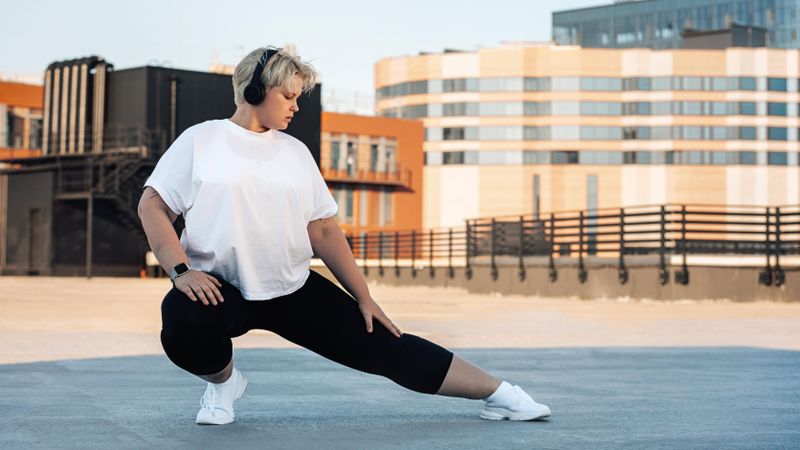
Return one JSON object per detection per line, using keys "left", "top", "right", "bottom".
{"left": 524, "top": 102, "right": 550, "bottom": 116}
{"left": 426, "top": 127, "right": 443, "bottom": 141}
{"left": 711, "top": 77, "right": 729, "bottom": 91}
{"left": 479, "top": 77, "right": 523, "bottom": 92}
{"left": 711, "top": 127, "right": 729, "bottom": 140}
{"left": 480, "top": 126, "right": 520, "bottom": 140}
{"left": 683, "top": 102, "right": 702, "bottom": 115}
{"left": 651, "top": 102, "right": 672, "bottom": 115}
{"left": 551, "top": 126, "right": 580, "bottom": 139}
{"left": 464, "top": 151, "right": 479, "bottom": 164}
{"left": 739, "top": 102, "right": 756, "bottom": 115}
{"left": 552, "top": 151, "right": 579, "bottom": 164}
{"left": 551, "top": 101, "right": 580, "bottom": 115}
{"left": 738, "top": 151, "right": 757, "bottom": 165}
{"left": 443, "top": 127, "right": 464, "bottom": 140}
{"left": 552, "top": 77, "right": 580, "bottom": 91}
{"left": 710, "top": 152, "right": 728, "bottom": 165}
{"left": 767, "top": 77, "right": 788, "bottom": 92}
{"left": 767, "top": 152, "right": 788, "bottom": 165}
{"left": 651, "top": 126, "right": 671, "bottom": 140}
{"left": 767, "top": 102, "right": 788, "bottom": 116}
{"left": 767, "top": 127, "right": 788, "bottom": 141}
{"left": 738, "top": 77, "right": 757, "bottom": 91}
{"left": 524, "top": 126, "right": 550, "bottom": 140}
{"left": 481, "top": 102, "right": 522, "bottom": 116}
{"left": 710, "top": 102, "right": 728, "bottom": 115}
{"left": 682, "top": 77, "right": 703, "bottom": 90}
{"left": 651, "top": 77, "right": 672, "bottom": 90}
{"left": 683, "top": 151, "right": 703, "bottom": 165}
{"left": 442, "top": 151, "right": 464, "bottom": 165}
{"left": 331, "top": 141, "right": 341, "bottom": 170}
{"left": 682, "top": 126, "right": 702, "bottom": 139}
{"left": 581, "top": 77, "right": 622, "bottom": 91}
{"left": 425, "top": 151, "right": 442, "bottom": 165}
{"left": 524, "top": 77, "right": 551, "bottom": 91}
{"left": 739, "top": 127, "right": 757, "bottom": 140}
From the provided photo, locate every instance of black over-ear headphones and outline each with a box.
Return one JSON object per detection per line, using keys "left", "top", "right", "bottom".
{"left": 243, "top": 48, "right": 279, "bottom": 105}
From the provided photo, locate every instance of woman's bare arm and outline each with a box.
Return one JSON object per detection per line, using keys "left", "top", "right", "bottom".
{"left": 137, "top": 187, "right": 224, "bottom": 305}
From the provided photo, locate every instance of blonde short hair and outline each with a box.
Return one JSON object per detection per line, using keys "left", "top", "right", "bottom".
{"left": 232, "top": 46, "right": 319, "bottom": 106}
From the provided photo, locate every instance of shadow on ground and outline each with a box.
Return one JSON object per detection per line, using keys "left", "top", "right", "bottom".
{"left": 1, "top": 347, "right": 798, "bottom": 449}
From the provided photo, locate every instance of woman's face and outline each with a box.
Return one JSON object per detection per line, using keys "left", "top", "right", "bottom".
{"left": 256, "top": 74, "right": 302, "bottom": 131}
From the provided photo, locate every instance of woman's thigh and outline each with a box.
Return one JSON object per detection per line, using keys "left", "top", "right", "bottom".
{"left": 256, "top": 270, "right": 454, "bottom": 393}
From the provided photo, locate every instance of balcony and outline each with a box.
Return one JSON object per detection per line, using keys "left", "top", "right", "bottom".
{"left": 321, "top": 163, "right": 413, "bottom": 190}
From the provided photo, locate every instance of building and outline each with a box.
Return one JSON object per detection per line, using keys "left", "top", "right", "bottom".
{"left": 320, "top": 112, "right": 423, "bottom": 236}
{"left": 0, "top": 81, "right": 43, "bottom": 159}
{"left": 552, "top": 0, "right": 799, "bottom": 49}
{"left": 375, "top": 43, "right": 799, "bottom": 229}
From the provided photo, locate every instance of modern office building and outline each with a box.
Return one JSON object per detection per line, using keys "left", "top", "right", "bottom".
{"left": 0, "top": 81, "right": 43, "bottom": 159}
{"left": 375, "top": 43, "right": 799, "bottom": 229}
{"left": 552, "top": 0, "right": 799, "bottom": 49}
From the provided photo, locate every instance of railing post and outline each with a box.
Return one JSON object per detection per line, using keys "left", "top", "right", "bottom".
{"left": 618, "top": 208, "right": 629, "bottom": 284}
{"left": 411, "top": 229, "right": 417, "bottom": 278}
{"left": 395, "top": 230, "right": 400, "bottom": 277}
{"left": 548, "top": 213, "right": 557, "bottom": 282}
{"left": 518, "top": 215, "right": 526, "bottom": 282}
{"left": 675, "top": 205, "right": 689, "bottom": 285}
{"left": 465, "top": 221, "right": 473, "bottom": 280}
{"left": 775, "top": 207, "right": 784, "bottom": 286}
{"left": 378, "top": 231, "right": 384, "bottom": 277}
{"left": 578, "top": 210, "right": 587, "bottom": 283}
{"left": 759, "top": 207, "right": 773, "bottom": 286}
{"left": 429, "top": 229, "right": 435, "bottom": 278}
{"left": 490, "top": 218, "right": 498, "bottom": 281}
{"left": 658, "top": 205, "right": 669, "bottom": 285}
{"left": 448, "top": 228, "right": 455, "bottom": 279}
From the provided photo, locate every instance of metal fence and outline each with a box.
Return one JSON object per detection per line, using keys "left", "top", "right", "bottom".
{"left": 346, "top": 204, "right": 799, "bottom": 287}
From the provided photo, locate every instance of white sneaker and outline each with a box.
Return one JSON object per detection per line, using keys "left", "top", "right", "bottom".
{"left": 480, "top": 382, "right": 551, "bottom": 421}
{"left": 195, "top": 368, "right": 248, "bottom": 425}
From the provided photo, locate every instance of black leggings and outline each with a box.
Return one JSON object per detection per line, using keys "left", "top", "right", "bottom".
{"left": 160, "top": 269, "right": 455, "bottom": 395}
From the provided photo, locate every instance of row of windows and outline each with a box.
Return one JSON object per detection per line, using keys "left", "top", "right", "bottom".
{"left": 425, "top": 150, "right": 797, "bottom": 166}
{"left": 427, "top": 126, "right": 797, "bottom": 141}
{"left": 381, "top": 101, "right": 792, "bottom": 119}
{"left": 331, "top": 185, "right": 394, "bottom": 226}
{"left": 377, "top": 76, "right": 798, "bottom": 99}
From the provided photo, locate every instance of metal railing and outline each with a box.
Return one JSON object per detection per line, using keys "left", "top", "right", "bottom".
{"left": 345, "top": 204, "right": 799, "bottom": 287}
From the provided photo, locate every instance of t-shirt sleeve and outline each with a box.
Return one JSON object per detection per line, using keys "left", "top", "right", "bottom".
{"left": 309, "top": 157, "right": 339, "bottom": 222}
{"left": 142, "top": 129, "right": 195, "bottom": 216}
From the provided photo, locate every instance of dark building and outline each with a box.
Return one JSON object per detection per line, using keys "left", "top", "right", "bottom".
{"left": 682, "top": 23, "right": 767, "bottom": 49}
{"left": 553, "top": 0, "right": 798, "bottom": 49}
{"left": 0, "top": 57, "right": 322, "bottom": 277}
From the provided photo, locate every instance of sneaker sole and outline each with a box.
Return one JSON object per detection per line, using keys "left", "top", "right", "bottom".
{"left": 196, "top": 373, "right": 249, "bottom": 425}
{"left": 480, "top": 407, "right": 551, "bottom": 421}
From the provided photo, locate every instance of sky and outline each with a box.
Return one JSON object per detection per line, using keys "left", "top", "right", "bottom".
{"left": 2, "top": 0, "right": 602, "bottom": 94}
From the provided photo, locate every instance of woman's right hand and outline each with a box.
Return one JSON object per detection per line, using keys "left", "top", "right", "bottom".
{"left": 174, "top": 271, "right": 225, "bottom": 306}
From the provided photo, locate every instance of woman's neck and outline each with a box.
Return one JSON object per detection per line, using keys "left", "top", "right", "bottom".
{"left": 229, "top": 108, "right": 270, "bottom": 133}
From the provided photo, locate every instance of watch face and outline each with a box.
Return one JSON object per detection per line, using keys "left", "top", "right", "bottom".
{"left": 174, "top": 263, "right": 190, "bottom": 275}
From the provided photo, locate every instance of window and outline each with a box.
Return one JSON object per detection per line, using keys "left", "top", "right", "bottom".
{"left": 370, "top": 144, "right": 379, "bottom": 171}
{"left": 767, "top": 127, "right": 788, "bottom": 141}
{"left": 524, "top": 77, "right": 551, "bottom": 91}
{"left": 739, "top": 102, "right": 756, "bottom": 115}
{"left": 739, "top": 127, "right": 757, "bottom": 140}
{"left": 552, "top": 77, "right": 579, "bottom": 91}
{"left": 425, "top": 152, "right": 442, "bottom": 165}
{"left": 738, "top": 77, "right": 757, "bottom": 91}
{"left": 442, "top": 151, "right": 464, "bottom": 165}
{"left": 552, "top": 151, "right": 579, "bottom": 164}
{"left": 738, "top": 151, "right": 757, "bottom": 165}
{"left": 331, "top": 141, "right": 341, "bottom": 170}
{"left": 681, "top": 77, "right": 703, "bottom": 90}
{"left": 768, "top": 152, "right": 788, "bottom": 165}
{"left": 379, "top": 187, "right": 393, "bottom": 226}
{"left": 767, "top": 77, "right": 788, "bottom": 91}
{"left": 767, "top": 103, "right": 788, "bottom": 116}
{"left": 359, "top": 186, "right": 368, "bottom": 226}
{"left": 443, "top": 127, "right": 465, "bottom": 140}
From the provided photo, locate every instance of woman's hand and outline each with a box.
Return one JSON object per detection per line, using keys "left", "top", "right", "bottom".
{"left": 358, "top": 297, "right": 403, "bottom": 338}
{"left": 174, "top": 271, "right": 225, "bottom": 306}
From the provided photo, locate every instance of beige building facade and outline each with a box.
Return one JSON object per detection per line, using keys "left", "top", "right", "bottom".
{"left": 375, "top": 44, "right": 800, "bottom": 229}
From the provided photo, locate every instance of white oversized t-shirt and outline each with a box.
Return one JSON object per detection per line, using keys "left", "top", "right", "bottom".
{"left": 143, "top": 119, "right": 338, "bottom": 300}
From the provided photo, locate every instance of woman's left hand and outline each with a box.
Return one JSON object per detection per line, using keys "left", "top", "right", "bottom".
{"left": 358, "top": 297, "right": 403, "bottom": 338}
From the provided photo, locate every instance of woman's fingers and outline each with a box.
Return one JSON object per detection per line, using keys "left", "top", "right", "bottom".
{"left": 363, "top": 312, "right": 374, "bottom": 333}
{"left": 377, "top": 313, "right": 402, "bottom": 338}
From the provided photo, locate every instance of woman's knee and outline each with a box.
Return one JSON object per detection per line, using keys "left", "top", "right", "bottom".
{"left": 160, "top": 328, "right": 232, "bottom": 376}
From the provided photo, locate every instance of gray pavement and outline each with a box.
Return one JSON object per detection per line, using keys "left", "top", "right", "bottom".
{"left": 0, "top": 347, "right": 798, "bottom": 449}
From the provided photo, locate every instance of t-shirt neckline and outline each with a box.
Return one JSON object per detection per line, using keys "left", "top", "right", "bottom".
{"left": 223, "top": 118, "right": 277, "bottom": 140}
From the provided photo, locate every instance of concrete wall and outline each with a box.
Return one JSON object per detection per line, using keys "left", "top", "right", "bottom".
{"left": 312, "top": 257, "right": 797, "bottom": 302}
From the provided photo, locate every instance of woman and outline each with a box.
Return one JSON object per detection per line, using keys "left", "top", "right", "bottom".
{"left": 137, "top": 46, "right": 551, "bottom": 425}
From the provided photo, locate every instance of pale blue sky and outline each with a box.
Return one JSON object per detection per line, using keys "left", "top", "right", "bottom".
{"left": 3, "top": 0, "right": 601, "bottom": 93}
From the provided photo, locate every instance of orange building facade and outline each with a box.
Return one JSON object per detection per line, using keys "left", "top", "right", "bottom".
{"left": 320, "top": 112, "right": 424, "bottom": 235}
{"left": 0, "top": 81, "right": 43, "bottom": 159}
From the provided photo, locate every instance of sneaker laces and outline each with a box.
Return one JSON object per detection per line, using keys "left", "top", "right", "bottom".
{"left": 200, "top": 385, "right": 220, "bottom": 413}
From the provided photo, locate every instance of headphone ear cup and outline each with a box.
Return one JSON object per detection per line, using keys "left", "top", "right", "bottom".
{"left": 243, "top": 83, "right": 265, "bottom": 105}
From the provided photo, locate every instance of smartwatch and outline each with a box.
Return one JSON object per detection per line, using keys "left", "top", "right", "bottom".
{"left": 169, "top": 262, "right": 191, "bottom": 282}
